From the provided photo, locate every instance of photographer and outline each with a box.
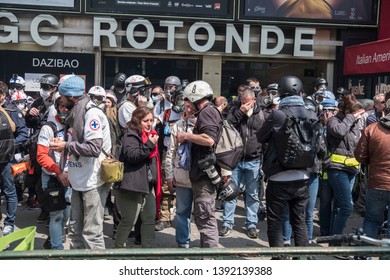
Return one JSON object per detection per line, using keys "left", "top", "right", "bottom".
{"left": 177, "top": 80, "right": 222, "bottom": 248}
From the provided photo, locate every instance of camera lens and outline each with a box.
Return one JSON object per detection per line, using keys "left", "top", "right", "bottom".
{"left": 204, "top": 165, "right": 221, "bottom": 185}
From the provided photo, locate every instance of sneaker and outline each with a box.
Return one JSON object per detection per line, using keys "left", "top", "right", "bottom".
{"left": 2, "top": 225, "right": 14, "bottom": 236}
{"left": 219, "top": 226, "right": 231, "bottom": 237}
{"left": 155, "top": 221, "right": 172, "bottom": 231}
{"left": 246, "top": 227, "right": 258, "bottom": 239}
{"left": 36, "top": 210, "right": 50, "bottom": 223}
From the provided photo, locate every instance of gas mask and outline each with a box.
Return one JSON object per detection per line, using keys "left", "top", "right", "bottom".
{"left": 90, "top": 95, "right": 106, "bottom": 110}
{"left": 172, "top": 93, "right": 185, "bottom": 113}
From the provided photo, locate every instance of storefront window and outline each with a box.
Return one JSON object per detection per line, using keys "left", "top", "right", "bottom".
{"left": 103, "top": 56, "right": 200, "bottom": 88}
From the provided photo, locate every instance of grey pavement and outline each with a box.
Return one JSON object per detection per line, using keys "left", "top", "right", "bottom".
{"left": 1, "top": 192, "right": 365, "bottom": 252}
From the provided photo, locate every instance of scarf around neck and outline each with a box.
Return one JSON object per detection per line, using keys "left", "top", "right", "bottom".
{"left": 64, "top": 94, "right": 91, "bottom": 143}
{"left": 140, "top": 129, "right": 162, "bottom": 220}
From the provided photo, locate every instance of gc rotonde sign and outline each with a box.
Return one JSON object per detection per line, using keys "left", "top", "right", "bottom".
{"left": 0, "top": 12, "right": 316, "bottom": 57}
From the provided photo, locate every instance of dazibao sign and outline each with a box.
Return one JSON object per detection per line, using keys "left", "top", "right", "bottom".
{"left": 344, "top": 38, "right": 390, "bottom": 75}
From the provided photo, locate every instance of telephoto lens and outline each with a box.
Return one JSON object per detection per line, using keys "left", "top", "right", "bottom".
{"left": 204, "top": 165, "right": 221, "bottom": 185}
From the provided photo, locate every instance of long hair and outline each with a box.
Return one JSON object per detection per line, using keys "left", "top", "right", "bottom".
{"left": 128, "top": 106, "right": 153, "bottom": 134}
{"left": 339, "top": 94, "right": 363, "bottom": 114}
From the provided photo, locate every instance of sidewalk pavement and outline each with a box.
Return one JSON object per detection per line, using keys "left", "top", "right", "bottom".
{"left": 1, "top": 193, "right": 364, "bottom": 252}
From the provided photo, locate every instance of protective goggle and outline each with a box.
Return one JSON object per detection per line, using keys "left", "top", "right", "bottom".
{"left": 89, "top": 94, "right": 105, "bottom": 102}
{"left": 41, "top": 84, "right": 55, "bottom": 91}
{"left": 245, "top": 85, "right": 261, "bottom": 92}
{"left": 10, "top": 84, "right": 24, "bottom": 90}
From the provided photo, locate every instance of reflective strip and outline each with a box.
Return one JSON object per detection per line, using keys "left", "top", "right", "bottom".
{"left": 330, "top": 154, "right": 360, "bottom": 168}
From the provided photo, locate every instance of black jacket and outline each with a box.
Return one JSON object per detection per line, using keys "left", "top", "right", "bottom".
{"left": 119, "top": 128, "right": 157, "bottom": 194}
{"left": 227, "top": 102, "right": 266, "bottom": 161}
{"left": 257, "top": 104, "right": 318, "bottom": 179}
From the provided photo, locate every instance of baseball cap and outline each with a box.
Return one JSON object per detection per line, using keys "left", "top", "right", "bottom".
{"left": 58, "top": 75, "right": 85, "bottom": 97}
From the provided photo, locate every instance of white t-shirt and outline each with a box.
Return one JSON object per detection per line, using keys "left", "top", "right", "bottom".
{"left": 37, "top": 115, "right": 65, "bottom": 175}
{"left": 118, "top": 100, "right": 137, "bottom": 129}
{"left": 67, "top": 104, "right": 112, "bottom": 191}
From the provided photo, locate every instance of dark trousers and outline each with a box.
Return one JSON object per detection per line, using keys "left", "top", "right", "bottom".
{"left": 266, "top": 179, "right": 309, "bottom": 247}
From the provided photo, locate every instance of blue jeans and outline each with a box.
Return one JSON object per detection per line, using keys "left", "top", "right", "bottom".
{"left": 363, "top": 188, "right": 390, "bottom": 239}
{"left": 41, "top": 172, "right": 72, "bottom": 250}
{"left": 328, "top": 169, "right": 356, "bottom": 235}
{"left": 319, "top": 177, "right": 339, "bottom": 236}
{"left": 283, "top": 173, "right": 319, "bottom": 242}
{"left": 222, "top": 160, "right": 260, "bottom": 230}
{"left": 175, "top": 186, "right": 193, "bottom": 248}
{"left": 1, "top": 161, "right": 18, "bottom": 227}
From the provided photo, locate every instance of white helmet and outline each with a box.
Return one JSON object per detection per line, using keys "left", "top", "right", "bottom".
{"left": 88, "top": 86, "right": 106, "bottom": 97}
{"left": 105, "top": 90, "right": 118, "bottom": 104}
{"left": 9, "top": 75, "right": 26, "bottom": 89}
{"left": 183, "top": 80, "right": 213, "bottom": 104}
{"left": 125, "top": 75, "right": 148, "bottom": 96}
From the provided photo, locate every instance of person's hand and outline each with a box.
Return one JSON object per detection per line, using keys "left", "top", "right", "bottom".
{"left": 29, "top": 107, "right": 40, "bottom": 116}
{"left": 148, "top": 134, "right": 159, "bottom": 145}
{"left": 240, "top": 101, "right": 253, "bottom": 113}
{"left": 222, "top": 176, "right": 231, "bottom": 184}
{"left": 137, "top": 96, "right": 147, "bottom": 107}
{"left": 167, "top": 178, "right": 176, "bottom": 193}
{"left": 57, "top": 171, "right": 69, "bottom": 187}
{"left": 49, "top": 139, "right": 66, "bottom": 152}
{"left": 353, "top": 109, "right": 365, "bottom": 120}
{"left": 176, "top": 132, "right": 188, "bottom": 144}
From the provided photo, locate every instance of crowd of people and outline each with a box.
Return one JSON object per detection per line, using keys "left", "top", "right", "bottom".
{"left": 0, "top": 72, "right": 389, "bottom": 254}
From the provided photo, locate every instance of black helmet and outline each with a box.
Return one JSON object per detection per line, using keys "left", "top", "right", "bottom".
{"left": 313, "top": 77, "right": 328, "bottom": 89}
{"left": 113, "top": 72, "right": 127, "bottom": 92}
{"left": 277, "top": 75, "right": 303, "bottom": 98}
{"left": 217, "top": 180, "right": 240, "bottom": 202}
{"left": 336, "top": 87, "right": 350, "bottom": 96}
{"left": 39, "top": 74, "right": 59, "bottom": 87}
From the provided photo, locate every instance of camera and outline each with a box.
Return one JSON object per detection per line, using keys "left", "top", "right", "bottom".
{"left": 198, "top": 153, "right": 222, "bottom": 186}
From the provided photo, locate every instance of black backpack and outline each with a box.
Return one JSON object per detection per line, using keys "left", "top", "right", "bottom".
{"left": 0, "top": 109, "right": 15, "bottom": 164}
{"left": 29, "top": 121, "right": 58, "bottom": 174}
{"left": 275, "top": 108, "right": 320, "bottom": 169}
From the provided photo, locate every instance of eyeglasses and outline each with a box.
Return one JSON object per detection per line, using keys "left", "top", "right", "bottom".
{"left": 41, "top": 84, "right": 54, "bottom": 91}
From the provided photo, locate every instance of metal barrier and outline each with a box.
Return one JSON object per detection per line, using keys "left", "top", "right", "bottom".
{"left": 1, "top": 246, "right": 390, "bottom": 260}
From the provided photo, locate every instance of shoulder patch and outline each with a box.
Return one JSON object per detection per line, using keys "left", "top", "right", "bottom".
{"left": 89, "top": 119, "right": 101, "bottom": 131}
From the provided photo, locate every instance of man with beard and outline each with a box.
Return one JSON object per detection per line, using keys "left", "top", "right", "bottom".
{"left": 49, "top": 75, "right": 112, "bottom": 249}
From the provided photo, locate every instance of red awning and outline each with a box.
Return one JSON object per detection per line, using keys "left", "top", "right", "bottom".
{"left": 344, "top": 38, "right": 390, "bottom": 75}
